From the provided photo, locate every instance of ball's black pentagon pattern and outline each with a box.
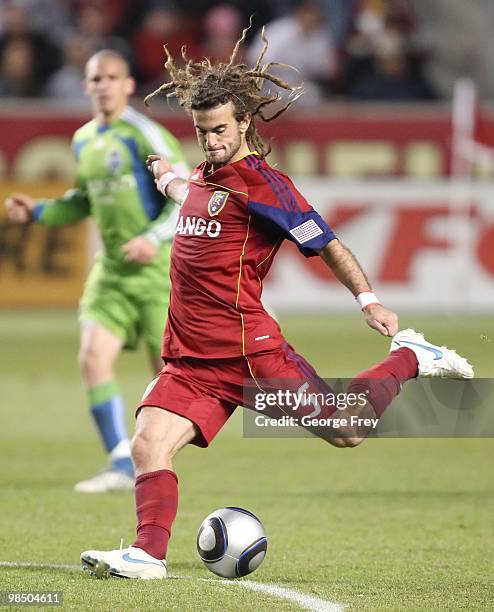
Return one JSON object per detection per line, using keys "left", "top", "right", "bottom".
{"left": 225, "top": 506, "right": 261, "bottom": 522}
{"left": 196, "top": 516, "right": 228, "bottom": 562}
{"left": 236, "top": 536, "right": 268, "bottom": 577}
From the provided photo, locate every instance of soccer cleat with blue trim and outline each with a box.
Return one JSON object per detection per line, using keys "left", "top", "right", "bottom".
{"left": 390, "top": 329, "right": 474, "bottom": 379}
{"left": 81, "top": 545, "right": 167, "bottom": 579}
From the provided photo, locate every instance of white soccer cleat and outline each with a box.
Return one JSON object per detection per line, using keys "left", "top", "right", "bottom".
{"left": 390, "top": 328, "right": 474, "bottom": 379}
{"left": 81, "top": 545, "right": 167, "bottom": 579}
{"left": 74, "top": 469, "right": 134, "bottom": 493}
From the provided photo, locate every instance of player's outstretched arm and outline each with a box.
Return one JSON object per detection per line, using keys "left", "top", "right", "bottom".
{"left": 4, "top": 192, "right": 35, "bottom": 224}
{"left": 147, "top": 154, "right": 188, "bottom": 205}
{"left": 317, "top": 239, "right": 398, "bottom": 337}
{"left": 6, "top": 187, "right": 90, "bottom": 227}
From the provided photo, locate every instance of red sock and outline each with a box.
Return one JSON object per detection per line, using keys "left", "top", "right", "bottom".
{"left": 348, "top": 347, "right": 418, "bottom": 417}
{"left": 133, "top": 469, "right": 178, "bottom": 560}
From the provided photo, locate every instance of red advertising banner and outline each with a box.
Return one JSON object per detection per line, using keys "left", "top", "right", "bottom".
{"left": 1, "top": 105, "right": 493, "bottom": 309}
{"left": 1, "top": 103, "right": 493, "bottom": 180}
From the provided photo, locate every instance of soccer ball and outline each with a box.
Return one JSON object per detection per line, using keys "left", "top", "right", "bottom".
{"left": 196, "top": 507, "right": 267, "bottom": 578}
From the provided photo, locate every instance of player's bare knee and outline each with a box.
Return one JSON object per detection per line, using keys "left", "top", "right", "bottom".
{"left": 327, "top": 437, "right": 346, "bottom": 448}
{"left": 132, "top": 407, "right": 194, "bottom": 466}
{"left": 344, "top": 436, "right": 364, "bottom": 447}
{"left": 131, "top": 430, "right": 160, "bottom": 465}
{"left": 131, "top": 425, "right": 169, "bottom": 454}
{"left": 78, "top": 345, "right": 105, "bottom": 379}
{"left": 327, "top": 436, "right": 364, "bottom": 448}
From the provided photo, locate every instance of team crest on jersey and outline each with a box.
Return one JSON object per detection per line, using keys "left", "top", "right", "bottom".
{"left": 208, "top": 191, "right": 229, "bottom": 216}
{"left": 105, "top": 149, "right": 123, "bottom": 175}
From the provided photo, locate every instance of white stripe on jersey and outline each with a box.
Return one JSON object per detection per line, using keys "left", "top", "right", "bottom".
{"left": 122, "top": 106, "right": 188, "bottom": 177}
{"left": 150, "top": 205, "right": 180, "bottom": 242}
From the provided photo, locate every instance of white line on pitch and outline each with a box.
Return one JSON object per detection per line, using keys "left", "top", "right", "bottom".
{"left": 202, "top": 578, "right": 346, "bottom": 612}
{"left": 0, "top": 561, "right": 346, "bottom": 611}
{"left": 0, "top": 561, "right": 80, "bottom": 571}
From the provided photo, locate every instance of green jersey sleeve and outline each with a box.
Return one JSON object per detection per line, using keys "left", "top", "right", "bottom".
{"left": 32, "top": 137, "right": 91, "bottom": 227}
{"left": 32, "top": 185, "right": 90, "bottom": 227}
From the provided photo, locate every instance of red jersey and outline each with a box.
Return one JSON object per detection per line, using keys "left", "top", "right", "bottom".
{"left": 162, "top": 153, "right": 335, "bottom": 359}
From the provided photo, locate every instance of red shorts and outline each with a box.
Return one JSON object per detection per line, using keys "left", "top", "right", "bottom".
{"left": 138, "top": 342, "right": 332, "bottom": 447}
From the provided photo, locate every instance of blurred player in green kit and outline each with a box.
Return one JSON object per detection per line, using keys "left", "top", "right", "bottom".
{"left": 4, "top": 50, "right": 189, "bottom": 493}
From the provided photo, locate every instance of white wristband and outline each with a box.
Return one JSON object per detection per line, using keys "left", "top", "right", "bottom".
{"left": 356, "top": 291, "right": 380, "bottom": 310}
{"left": 157, "top": 172, "right": 178, "bottom": 197}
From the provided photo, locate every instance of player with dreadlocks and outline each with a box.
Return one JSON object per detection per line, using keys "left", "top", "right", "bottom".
{"left": 81, "top": 28, "right": 473, "bottom": 579}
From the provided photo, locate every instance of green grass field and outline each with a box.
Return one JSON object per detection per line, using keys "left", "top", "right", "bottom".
{"left": 1, "top": 311, "right": 493, "bottom": 610}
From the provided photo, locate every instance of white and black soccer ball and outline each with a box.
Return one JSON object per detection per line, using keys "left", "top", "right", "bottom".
{"left": 197, "top": 507, "right": 267, "bottom": 578}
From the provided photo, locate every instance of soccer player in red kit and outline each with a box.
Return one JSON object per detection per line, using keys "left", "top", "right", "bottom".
{"left": 81, "top": 30, "right": 474, "bottom": 579}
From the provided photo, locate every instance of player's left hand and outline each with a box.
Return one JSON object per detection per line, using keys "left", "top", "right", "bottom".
{"left": 121, "top": 236, "right": 158, "bottom": 264}
{"left": 363, "top": 303, "right": 398, "bottom": 337}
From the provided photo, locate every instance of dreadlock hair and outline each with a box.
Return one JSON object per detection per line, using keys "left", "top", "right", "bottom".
{"left": 145, "top": 25, "right": 303, "bottom": 158}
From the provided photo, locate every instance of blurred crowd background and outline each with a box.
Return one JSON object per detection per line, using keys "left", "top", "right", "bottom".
{"left": 0, "top": 0, "right": 493, "bottom": 106}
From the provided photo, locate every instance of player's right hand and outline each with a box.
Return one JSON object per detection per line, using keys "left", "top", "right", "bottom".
{"left": 363, "top": 303, "right": 399, "bottom": 337}
{"left": 4, "top": 192, "right": 35, "bottom": 224}
{"left": 147, "top": 154, "right": 172, "bottom": 179}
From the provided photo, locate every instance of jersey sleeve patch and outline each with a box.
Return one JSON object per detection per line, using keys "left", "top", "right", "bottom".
{"left": 247, "top": 199, "right": 336, "bottom": 257}
{"left": 289, "top": 218, "right": 324, "bottom": 244}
